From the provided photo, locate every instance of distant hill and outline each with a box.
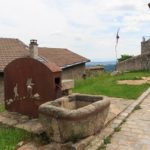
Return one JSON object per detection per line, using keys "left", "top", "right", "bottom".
{"left": 86, "top": 61, "right": 116, "bottom": 72}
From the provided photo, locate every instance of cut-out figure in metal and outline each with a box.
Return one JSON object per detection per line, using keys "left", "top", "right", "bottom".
{"left": 33, "top": 93, "right": 40, "bottom": 100}
{"left": 14, "top": 84, "right": 19, "bottom": 99}
{"left": 26, "top": 78, "right": 34, "bottom": 98}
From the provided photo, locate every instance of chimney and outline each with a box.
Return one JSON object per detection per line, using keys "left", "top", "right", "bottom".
{"left": 29, "top": 39, "right": 38, "bottom": 59}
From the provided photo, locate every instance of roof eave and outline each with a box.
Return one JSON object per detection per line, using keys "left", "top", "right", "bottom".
{"left": 61, "top": 59, "right": 90, "bottom": 69}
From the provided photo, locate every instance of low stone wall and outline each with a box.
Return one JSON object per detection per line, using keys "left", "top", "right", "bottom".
{"left": 117, "top": 52, "right": 150, "bottom": 71}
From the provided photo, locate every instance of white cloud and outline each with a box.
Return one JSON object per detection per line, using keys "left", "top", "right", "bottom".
{"left": 0, "top": 0, "right": 149, "bottom": 60}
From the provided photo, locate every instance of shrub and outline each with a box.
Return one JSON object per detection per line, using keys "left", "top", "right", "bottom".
{"left": 118, "top": 54, "right": 133, "bottom": 62}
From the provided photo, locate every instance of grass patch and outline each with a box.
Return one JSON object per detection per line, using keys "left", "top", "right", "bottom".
{"left": 134, "top": 105, "right": 142, "bottom": 111}
{"left": 103, "top": 136, "right": 111, "bottom": 145}
{"left": 0, "top": 124, "right": 31, "bottom": 150}
{"left": 114, "top": 126, "right": 121, "bottom": 132}
{"left": 97, "top": 143, "right": 106, "bottom": 150}
{"left": 97, "top": 136, "right": 111, "bottom": 150}
{"left": 0, "top": 103, "right": 5, "bottom": 112}
{"left": 122, "top": 118, "right": 126, "bottom": 123}
{"left": 73, "top": 71, "right": 150, "bottom": 99}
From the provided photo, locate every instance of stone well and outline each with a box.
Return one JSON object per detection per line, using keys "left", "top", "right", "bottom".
{"left": 39, "top": 94, "right": 110, "bottom": 143}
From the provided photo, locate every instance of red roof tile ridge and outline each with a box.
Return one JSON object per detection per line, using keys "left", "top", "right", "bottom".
{"left": 39, "top": 47, "right": 67, "bottom": 50}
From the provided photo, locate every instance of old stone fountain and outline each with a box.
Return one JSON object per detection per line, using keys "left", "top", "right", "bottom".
{"left": 39, "top": 94, "right": 110, "bottom": 143}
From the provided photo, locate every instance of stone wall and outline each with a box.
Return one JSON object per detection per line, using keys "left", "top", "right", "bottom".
{"left": 117, "top": 53, "right": 150, "bottom": 71}
{"left": 62, "top": 63, "right": 85, "bottom": 80}
{"left": 117, "top": 39, "right": 150, "bottom": 72}
{"left": 141, "top": 39, "right": 150, "bottom": 54}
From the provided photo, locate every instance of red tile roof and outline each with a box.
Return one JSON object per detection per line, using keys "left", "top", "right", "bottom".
{"left": 38, "top": 47, "right": 89, "bottom": 68}
{"left": 0, "top": 38, "right": 89, "bottom": 72}
{"left": 0, "top": 38, "right": 28, "bottom": 72}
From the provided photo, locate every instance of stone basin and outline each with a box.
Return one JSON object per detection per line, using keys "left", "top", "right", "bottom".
{"left": 39, "top": 94, "right": 110, "bottom": 143}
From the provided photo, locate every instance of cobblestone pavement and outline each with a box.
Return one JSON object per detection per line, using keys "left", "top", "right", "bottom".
{"left": 106, "top": 94, "right": 150, "bottom": 150}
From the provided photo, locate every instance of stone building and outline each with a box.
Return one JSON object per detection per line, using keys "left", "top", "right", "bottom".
{"left": 86, "top": 65, "right": 105, "bottom": 77}
{"left": 0, "top": 38, "right": 90, "bottom": 79}
{"left": 117, "top": 38, "right": 150, "bottom": 71}
{"left": 0, "top": 38, "right": 89, "bottom": 101}
{"left": 141, "top": 38, "right": 150, "bottom": 54}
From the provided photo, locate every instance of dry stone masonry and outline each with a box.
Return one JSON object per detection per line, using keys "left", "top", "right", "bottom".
{"left": 117, "top": 38, "right": 150, "bottom": 71}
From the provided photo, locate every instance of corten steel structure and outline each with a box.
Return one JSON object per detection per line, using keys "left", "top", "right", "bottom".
{"left": 4, "top": 57, "right": 62, "bottom": 118}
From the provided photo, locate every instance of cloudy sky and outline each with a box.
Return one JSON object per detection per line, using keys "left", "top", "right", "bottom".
{"left": 0, "top": 0, "right": 150, "bottom": 61}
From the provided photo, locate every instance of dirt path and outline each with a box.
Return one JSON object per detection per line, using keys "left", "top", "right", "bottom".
{"left": 118, "top": 76, "right": 150, "bottom": 85}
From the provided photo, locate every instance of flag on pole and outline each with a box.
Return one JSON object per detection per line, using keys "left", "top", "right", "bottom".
{"left": 115, "top": 28, "right": 120, "bottom": 60}
{"left": 116, "top": 29, "right": 120, "bottom": 41}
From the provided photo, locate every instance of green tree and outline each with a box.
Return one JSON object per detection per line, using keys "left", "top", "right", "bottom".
{"left": 118, "top": 54, "right": 133, "bottom": 62}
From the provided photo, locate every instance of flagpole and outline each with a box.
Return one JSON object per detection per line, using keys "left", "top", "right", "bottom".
{"left": 115, "top": 42, "right": 118, "bottom": 61}
{"left": 114, "top": 28, "right": 120, "bottom": 71}
{"left": 114, "top": 41, "right": 118, "bottom": 71}
{"left": 115, "top": 28, "right": 120, "bottom": 62}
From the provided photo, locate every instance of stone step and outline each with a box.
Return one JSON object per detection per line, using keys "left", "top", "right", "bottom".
{"left": 0, "top": 111, "right": 45, "bottom": 134}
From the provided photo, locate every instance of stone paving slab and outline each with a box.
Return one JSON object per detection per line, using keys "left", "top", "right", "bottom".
{"left": 104, "top": 96, "right": 133, "bottom": 125}
{"left": 84, "top": 87, "right": 150, "bottom": 150}
{"left": 106, "top": 90, "right": 150, "bottom": 150}
{"left": 11, "top": 87, "right": 150, "bottom": 150}
{"left": 0, "top": 111, "right": 45, "bottom": 134}
{"left": 0, "top": 96, "right": 133, "bottom": 135}
{"left": 17, "top": 143, "right": 38, "bottom": 150}
{"left": 14, "top": 96, "right": 134, "bottom": 150}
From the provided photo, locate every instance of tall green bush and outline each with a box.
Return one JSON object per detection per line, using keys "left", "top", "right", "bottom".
{"left": 118, "top": 54, "right": 133, "bottom": 62}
